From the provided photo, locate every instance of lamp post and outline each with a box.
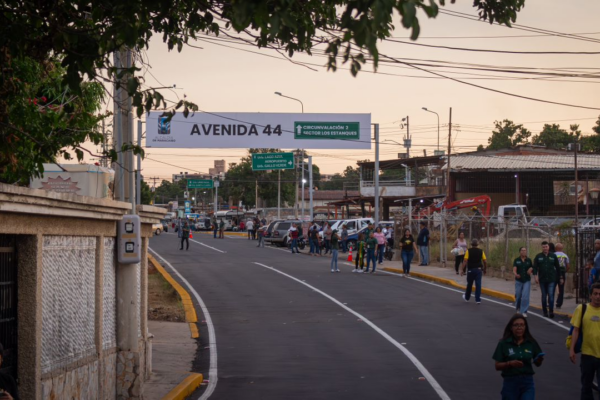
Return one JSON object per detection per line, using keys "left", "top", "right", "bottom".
{"left": 274, "top": 91, "right": 304, "bottom": 219}
{"left": 384, "top": 139, "right": 411, "bottom": 186}
{"left": 590, "top": 188, "right": 600, "bottom": 223}
{"left": 401, "top": 116, "right": 410, "bottom": 158}
{"left": 422, "top": 107, "right": 440, "bottom": 152}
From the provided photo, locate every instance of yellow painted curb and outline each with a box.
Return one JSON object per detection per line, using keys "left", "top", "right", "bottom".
{"left": 383, "top": 267, "right": 516, "bottom": 302}
{"left": 148, "top": 254, "right": 199, "bottom": 338}
{"left": 162, "top": 372, "right": 204, "bottom": 400}
{"left": 197, "top": 231, "right": 248, "bottom": 237}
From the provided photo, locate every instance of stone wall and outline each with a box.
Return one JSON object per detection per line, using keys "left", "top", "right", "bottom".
{"left": 41, "top": 360, "right": 99, "bottom": 399}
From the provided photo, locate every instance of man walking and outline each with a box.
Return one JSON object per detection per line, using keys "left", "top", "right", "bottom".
{"left": 330, "top": 229, "right": 340, "bottom": 273}
{"left": 218, "top": 219, "right": 225, "bottom": 239}
{"left": 417, "top": 221, "right": 430, "bottom": 266}
{"left": 570, "top": 282, "right": 600, "bottom": 400}
{"left": 179, "top": 222, "right": 190, "bottom": 251}
{"left": 533, "top": 241, "right": 562, "bottom": 318}
{"left": 212, "top": 217, "right": 218, "bottom": 239}
{"left": 554, "top": 242, "right": 570, "bottom": 309}
{"left": 323, "top": 222, "right": 332, "bottom": 255}
{"left": 246, "top": 219, "right": 254, "bottom": 240}
{"left": 461, "top": 239, "right": 487, "bottom": 304}
{"left": 365, "top": 231, "right": 378, "bottom": 273}
{"left": 288, "top": 223, "right": 300, "bottom": 254}
{"left": 513, "top": 247, "right": 533, "bottom": 317}
{"left": 340, "top": 224, "right": 348, "bottom": 253}
{"left": 257, "top": 223, "right": 265, "bottom": 248}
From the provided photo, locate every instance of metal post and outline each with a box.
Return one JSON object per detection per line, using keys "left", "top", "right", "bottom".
{"left": 278, "top": 170, "right": 281, "bottom": 220}
{"left": 136, "top": 120, "right": 142, "bottom": 205}
{"left": 406, "top": 116, "right": 410, "bottom": 159}
{"left": 255, "top": 179, "right": 258, "bottom": 209}
{"left": 309, "top": 156, "right": 314, "bottom": 221}
{"left": 214, "top": 181, "right": 219, "bottom": 214}
{"left": 301, "top": 153, "right": 305, "bottom": 222}
{"left": 374, "top": 124, "right": 380, "bottom": 226}
{"left": 295, "top": 150, "right": 299, "bottom": 218}
{"left": 447, "top": 108, "right": 452, "bottom": 202}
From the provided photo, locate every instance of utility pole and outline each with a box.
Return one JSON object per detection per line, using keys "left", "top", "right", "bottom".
{"left": 278, "top": 170, "right": 281, "bottom": 220}
{"left": 309, "top": 156, "right": 314, "bottom": 221}
{"left": 374, "top": 124, "right": 380, "bottom": 226}
{"left": 447, "top": 108, "right": 452, "bottom": 202}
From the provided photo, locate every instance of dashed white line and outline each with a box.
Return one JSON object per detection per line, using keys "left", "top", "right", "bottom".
{"left": 252, "top": 262, "right": 451, "bottom": 400}
{"left": 149, "top": 247, "right": 219, "bottom": 399}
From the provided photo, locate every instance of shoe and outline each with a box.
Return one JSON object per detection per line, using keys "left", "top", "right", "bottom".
{"left": 543, "top": 312, "right": 549, "bottom": 318}
{"left": 456, "top": 272, "right": 459, "bottom": 275}
{"left": 372, "top": 271, "right": 376, "bottom": 274}
{"left": 336, "top": 269, "right": 340, "bottom": 273}
{"left": 523, "top": 313, "right": 528, "bottom": 318}
{"left": 358, "top": 270, "right": 364, "bottom": 274}
{"left": 352, "top": 269, "right": 357, "bottom": 273}
{"left": 556, "top": 306, "right": 562, "bottom": 310}
{"left": 331, "top": 270, "right": 334, "bottom": 273}
{"left": 476, "top": 301, "right": 481, "bottom": 305}
{"left": 179, "top": 248, "right": 183, "bottom": 250}
{"left": 549, "top": 313, "right": 555, "bottom": 319}
{"left": 406, "top": 273, "right": 410, "bottom": 277}
{"left": 462, "top": 294, "right": 469, "bottom": 302}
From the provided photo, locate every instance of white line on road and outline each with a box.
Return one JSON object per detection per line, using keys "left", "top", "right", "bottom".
{"left": 149, "top": 248, "right": 219, "bottom": 399}
{"left": 252, "top": 262, "right": 451, "bottom": 400}
{"left": 189, "top": 239, "right": 227, "bottom": 253}
{"left": 378, "top": 269, "right": 570, "bottom": 331}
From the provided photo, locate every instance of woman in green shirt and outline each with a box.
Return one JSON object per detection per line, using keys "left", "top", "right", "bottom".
{"left": 492, "top": 314, "right": 544, "bottom": 400}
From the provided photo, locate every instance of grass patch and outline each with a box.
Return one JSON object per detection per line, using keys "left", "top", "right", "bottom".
{"left": 148, "top": 263, "right": 186, "bottom": 322}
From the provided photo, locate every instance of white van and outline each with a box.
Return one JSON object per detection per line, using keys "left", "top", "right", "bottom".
{"left": 340, "top": 218, "right": 374, "bottom": 236}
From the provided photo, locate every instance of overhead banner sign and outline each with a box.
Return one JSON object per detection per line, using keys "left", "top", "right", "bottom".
{"left": 187, "top": 179, "right": 213, "bottom": 189}
{"left": 146, "top": 112, "right": 371, "bottom": 149}
{"left": 252, "top": 152, "right": 295, "bottom": 171}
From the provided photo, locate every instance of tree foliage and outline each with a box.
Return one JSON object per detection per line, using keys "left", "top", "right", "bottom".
{"left": 1, "top": 0, "right": 526, "bottom": 182}
{"left": 486, "top": 119, "right": 531, "bottom": 150}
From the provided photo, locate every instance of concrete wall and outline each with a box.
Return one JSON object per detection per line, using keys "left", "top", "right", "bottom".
{"left": 0, "top": 184, "right": 165, "bottom": 400}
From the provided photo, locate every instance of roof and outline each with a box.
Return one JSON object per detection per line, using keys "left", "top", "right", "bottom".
{"left": 358, "top": 155, "right": 445, "bottom": 170}
{"left": 446, "top": 154, "right": 600, "bottom": 171}
{"left": 303, "top": 189, "right": 359, "bottom": 200}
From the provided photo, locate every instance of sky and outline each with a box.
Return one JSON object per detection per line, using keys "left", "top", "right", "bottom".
{"left": 94, "top": 1, "right": 600, "bottom": 182}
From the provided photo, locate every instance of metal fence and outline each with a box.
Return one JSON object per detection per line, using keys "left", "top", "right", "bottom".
{"left": 0, "top": 235, "right": 17, "bottom": 378}
{"left": 576, "top": 229, "right": 600, "bottom": 304}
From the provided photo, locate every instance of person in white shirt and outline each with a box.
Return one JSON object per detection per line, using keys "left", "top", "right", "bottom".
{"left": 246, "top": 219, "right": 254, "bottom": 240}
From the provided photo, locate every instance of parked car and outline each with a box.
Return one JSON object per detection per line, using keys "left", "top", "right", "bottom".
{"left": 195, "top": 218, "right": 212, "bottom": 231}
{"left": 152, "top": 223, "right": 163, "bottom": 235}
{"left": 267, "top": 220, "right": 302, "bottom": 247}
{"left": 263, "top": 220, "right": 283, "bottom": 240}
{"left": 160, "top": 219, "right": 169, "bottom": 232}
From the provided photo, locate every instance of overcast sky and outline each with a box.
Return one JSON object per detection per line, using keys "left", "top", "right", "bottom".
{"left": 107, "top": 1, "right": 600, "bottom": 181}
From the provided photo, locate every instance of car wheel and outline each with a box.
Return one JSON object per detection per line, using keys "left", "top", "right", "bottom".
{"left": 155, "top": 229, "right": 161, "bottom": 235}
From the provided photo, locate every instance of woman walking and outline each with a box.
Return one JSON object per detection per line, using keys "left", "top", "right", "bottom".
{"left": 453, "top": 232, "right": 468, "bottom": 275}
{"left": 374, "top": 227, "right": 387, "bottom": 265}
{"left": 353, "top": 233, "right": 366, "bottom": 273}
{"left": 330, "top": 229, "right": 340, "bottom": 273}
{"left": 399, "top": 229, "right": 418, "bottom": 277}
{"left": 492, "top": 314, "right": 544, "bottom": 400}
{"left": 323, "top": 222, "right": 333, "bottom": 255}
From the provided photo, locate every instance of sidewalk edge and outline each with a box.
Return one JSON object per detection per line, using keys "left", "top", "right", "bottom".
{"left": 382, "top": 267, "right": 574, "bottom": 318}
{"left": 148, "top": 254, "right": 199, "bottom": 338}
{"left": 162, "top": 372, "right": 204, "bottom": 400}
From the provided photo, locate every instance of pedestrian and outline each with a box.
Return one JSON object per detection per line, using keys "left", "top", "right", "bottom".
{"left": 374, "top": 227, "right": 386, "bottom": 264}
{"left": 353, "top": 233, "right": 366, "bottom": 273}
{"left": 212, "top": 217, "right": 218, "bottom": 239}
{"left": 364, "top": 223, "right": 374, "bottom": 239}
{"left": 570, "top": 282, "right": 600, "bottom": 400}
{"left": 365, "top": 231, "right": 378, "bottom": 274}
{"left": 0, "top": 343, "right": 18, "bottom": 400}
{"left": 288, "top": 223, "right": 300, "bottom": 254}
{"left": 452, "top": 232, "right": 468, "bottom": 275}
{"left": 533, "top": 241, "right": 562, "bottom": 318}
{"left": 399, "top": 229, "right": 418, "bottom": 277}
{"left": 385, "top": 224, "right": 394, "bottom": 249}
{"left": 461, "top": 239, "right": 487, "bottom": 304}
{"left": 588, "top": 258, "right": 599, "bottom": 294}
{"left": 417, "top": 221, "right": 430, "bottom": 266}
{"left": 554, "top": 243, "right": 569, "bottom": 310}
{"left": 240, "top": 220, "right": 245, "bottom": 232}
{"left": 493, "top": 314, "right": 544, "bottom": 400}
{"left": 323, "top": 222, "right": 332, "bottom": 255}
{"left": 257, "top": 223, "right": 265, "bottom": 248}
{"left": 179, "top": 222, "right": 190, "bottom": 251}
{"left": 309, "top": 222, "right": 319, "bottom": 256}
{"left": 330, "top": 229, "right": 340, "bottom": 273}
{"left": 219, "top": 219, "right": 225, "bottom": 239}
{"left": 261, "top": 217, "right": 267, "bottom": 226}
{"left": 340, "top": 224, "right": 348, "bottom": 253}
{"left": 246, "top": 219, "right": 254, "bottom": 240}
{"left": 513, "top": 247, "right": 533, "bottom": 317}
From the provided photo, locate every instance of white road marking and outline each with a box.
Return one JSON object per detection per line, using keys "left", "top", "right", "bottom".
{"left": 149, "top": 248, "right": 219, "bottom": 399}
{"left": 189, "top": 239, "right": 226, "bottom": 253}
{"left": 378, "top": 269, "right": 570, "bottom": 331}
{"left": 253, "top": 262, "right": 451, "bottom": 400}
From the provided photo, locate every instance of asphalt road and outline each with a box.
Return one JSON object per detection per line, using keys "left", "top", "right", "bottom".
{"left": 149, "top": 233, "right": 581, "bottom": 400}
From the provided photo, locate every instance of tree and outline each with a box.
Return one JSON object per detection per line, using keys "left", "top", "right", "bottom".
{"left": 531, "top": 124, "right": 571, "bottom": 149}
{"left": 581, "top": 115, "right": 600, "bottom": 151}
{"left": 140, "top": 180, "right": 153, "bottom": 205}
{"left": 486, "top": 119, "right": 531, "bottom": 150}
{"left": 1, "top": 0, "right": 526, "bottom": 181}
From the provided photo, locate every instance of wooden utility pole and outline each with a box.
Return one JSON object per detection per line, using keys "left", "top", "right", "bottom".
{"left": 447, "top": 108, "right": 452, "bottom": 201}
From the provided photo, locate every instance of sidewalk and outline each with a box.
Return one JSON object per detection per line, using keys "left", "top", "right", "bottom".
{"left": 143, "top": 321, "right": 201, "bottom": 400}
{"left": 381, "top": 259, "right": 578, "bottom": 317}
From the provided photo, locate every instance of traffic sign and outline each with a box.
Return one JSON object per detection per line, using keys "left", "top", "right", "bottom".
{"left": 187, "top": 179, "right": 213, "bottom": 189}
{"left": 252, "top": 152, "right": 295, "bottom": 171}
{"left": 294, "top": 122, "right": 360, "bottom": 140}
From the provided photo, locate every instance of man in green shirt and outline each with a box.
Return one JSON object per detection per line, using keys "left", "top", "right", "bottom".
{"left": 365, "top": 232, "right": 379, "bottom": 274}
{"left": 179, "top": 222, "right": 190, "bottom": 251}
{"left": 513, "top": 247, "right": 533, "bottom": 317}
{"left": 533, "top": 241, "right": 562, "bottom": 318}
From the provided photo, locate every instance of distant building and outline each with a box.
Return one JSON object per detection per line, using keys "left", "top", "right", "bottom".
{"left": 172, "top": 171, "right": 211, "bottom": 183}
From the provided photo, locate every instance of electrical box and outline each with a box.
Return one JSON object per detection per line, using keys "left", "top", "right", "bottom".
{"left": 118, "top": 214, "right": 141, "bottom": 264}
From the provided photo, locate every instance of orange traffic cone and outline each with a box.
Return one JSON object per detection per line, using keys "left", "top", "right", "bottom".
{"left": 189, "top": 232, "right": 193, "bottom": 239}
{"left": 347, "top": 251, "right": 353, "bottom": 262}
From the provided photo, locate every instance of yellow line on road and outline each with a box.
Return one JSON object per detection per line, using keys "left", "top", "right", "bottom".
{"left": 162, "top": 372, "right": 204, "bottom": 400}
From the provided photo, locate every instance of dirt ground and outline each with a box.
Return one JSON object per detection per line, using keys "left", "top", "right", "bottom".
{"left": 148, "top": 263, "right": 186, "bottom": 322}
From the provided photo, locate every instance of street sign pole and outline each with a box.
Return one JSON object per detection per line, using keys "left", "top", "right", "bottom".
{"left": 374, "top": 123, "right": 380, "bottom": 226}
{"left": 214, "top": 180, "right": 219, "bottom": 214}
{"left": 278, "top": 170, "right": 281, "bottom": 220}
{"left": 309, "top": 156, "right": 313, "bottom": 221}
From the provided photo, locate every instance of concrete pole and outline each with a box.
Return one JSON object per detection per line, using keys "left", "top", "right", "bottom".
{"left": 301, "top": 160, "right": 305, "bottom": 222}
{"left": 309, "top": 156, "right": 314, "bottom": 221}
{"left": 278, "top": 170, "right": 281, "bottom": 220}
{"left": 136, "top": 120, "right": 142, "bottom": 205}
{"left": 374, "top": 124, "right": 380, "bottom": 226}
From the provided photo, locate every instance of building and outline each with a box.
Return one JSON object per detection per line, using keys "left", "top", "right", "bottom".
{"left": 209, "top": 160, "right": 227, "bottom": 176}
{"left": 172, "top": 172, "right": 211, "bottom": 183}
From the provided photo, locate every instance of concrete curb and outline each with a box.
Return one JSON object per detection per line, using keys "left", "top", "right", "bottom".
{"left": 162, "top": 372, "right": 204, "bottom": 400}
{"left": 382, "top": 267, "right": 574, "bottom": 318}
{"left": 148, "top": 254, "right": 199, "bottom": 338}
{"left": 197, "top": 231, "right": 247, "bottom": 237}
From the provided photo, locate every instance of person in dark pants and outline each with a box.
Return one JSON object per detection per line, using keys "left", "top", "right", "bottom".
{"left": 570, "top": 282, "right": 600, "bottom": 400}
{"left": 0, "top": 343, "right": 18, "bottom": 400}
{"left": 179, "top": 222, "right": 190, "bottom": 250}
{"left": 416, "top": 221, "right": 430, "bottom": 266}
{"left": 461, "top": 239, "right": 487, "bottom": 304}
{"left": 493, "top": 314, "right": 544, "bottom": 400}
{"left": 399, "top": 229, "right": 417, "bottom": 277}
{"left": 213, "top": 218, "right": 218, "bottom": 239}
{"left": 554, "top": 242, "right": 569, "bottom": 309}
{"left": 452, "top": 232, "right": 468, "bottom": 275}
{"left": 533, "top": 241, "right": 562, "bottom": 318}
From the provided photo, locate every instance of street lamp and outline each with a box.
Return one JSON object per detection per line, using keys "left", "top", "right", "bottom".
{"left": 590, "top": 188, "right": 600, "bottom": 222}
{"left": 274, "top": 92, "right": 304, "bottom": 113}
{"left": 422, "top": 107, "right": 440, "bottom": 152}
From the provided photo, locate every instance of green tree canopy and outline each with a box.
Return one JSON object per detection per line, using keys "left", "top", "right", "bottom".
{"left": 531, "top": 124, "right": 572, "bottom": 149}
{"left": 486, "top": 119, "right": 531, "bottom": 150}
{"left": 1, "top": 0, "right": 526, "bottom": 182}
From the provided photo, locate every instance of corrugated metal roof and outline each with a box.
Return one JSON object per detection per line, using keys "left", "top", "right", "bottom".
{"left": 445, "top": 154, "right": 600, "bottom": 171}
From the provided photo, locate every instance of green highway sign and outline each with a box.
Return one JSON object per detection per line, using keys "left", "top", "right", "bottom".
{"left": 252, "top": 152, "right": 295, "bottom": 171}
{"left": 187, "top": 179, "right": 213, "bottom": 189}
{"left": 294, "top": 122, "right": 360, "bottom": 140}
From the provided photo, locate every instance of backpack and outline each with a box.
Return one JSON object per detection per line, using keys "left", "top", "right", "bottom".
{"left": 566, "top": 303, "right": 587, "bottom": 353}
